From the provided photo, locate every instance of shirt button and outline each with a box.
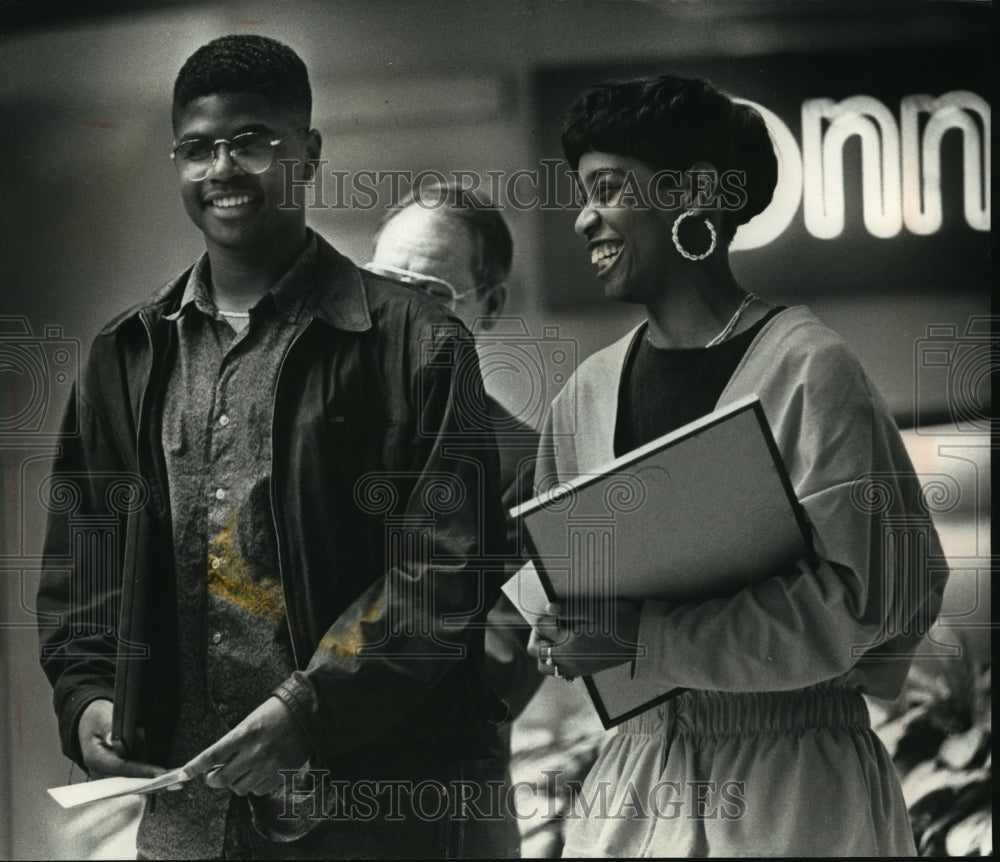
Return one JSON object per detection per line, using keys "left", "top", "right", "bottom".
{"left": 218, "top": 703, "right": 228, "bottom": 714}
{"left": 210, "top": 556, "right": 221, "bottom": 570}
{"left": 211, "top": 632, "right": 222, "bottom": 644}
{"left": 215, "top": 488, "right": 226, "bottom": 501}
{"left": 219, "top": 414, "right": 230, "bottom": 427}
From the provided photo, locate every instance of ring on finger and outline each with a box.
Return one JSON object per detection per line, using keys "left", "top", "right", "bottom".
{"left": 544, "top": 645, "right": 553, "bottom": 667}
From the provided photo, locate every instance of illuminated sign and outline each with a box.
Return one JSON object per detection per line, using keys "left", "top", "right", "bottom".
{"left": 733, "top": 91, "right": 991, "bottom": 250}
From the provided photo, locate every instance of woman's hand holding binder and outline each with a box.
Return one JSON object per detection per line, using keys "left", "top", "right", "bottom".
{"left": 527, "top": 600, "right": 642, "bottom": 678}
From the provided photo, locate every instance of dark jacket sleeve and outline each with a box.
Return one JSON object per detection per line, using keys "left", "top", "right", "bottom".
{"left": 484, "top": 435, "right": 546, "bottom": 721}
{"left": 272, "top": 313, "right": 508, "bottom": 760}
{"left": 36, "top": 344, "right": 131, "bottom": 768}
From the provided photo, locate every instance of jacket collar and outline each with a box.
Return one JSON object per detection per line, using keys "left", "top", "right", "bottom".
{"left": 101, "top": 230, "right": 373, "bottom": 336}
{"left": 308, "top": 231, "right": 372, "bottom": 332}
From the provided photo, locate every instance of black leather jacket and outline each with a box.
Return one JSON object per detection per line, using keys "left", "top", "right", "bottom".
{"left": 38, "top": 234, "right": 507, "bottom": 778}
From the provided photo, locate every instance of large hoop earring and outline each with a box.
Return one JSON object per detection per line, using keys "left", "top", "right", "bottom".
{"left": 672, "top": 210, "right": 717, "bottom": 261}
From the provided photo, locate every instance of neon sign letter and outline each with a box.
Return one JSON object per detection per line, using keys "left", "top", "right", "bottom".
{"left": 901, "top": 91, "right": 991, "bottom": 235}
{"left": 802, "top": 96, "right": 903, "bottom": 240}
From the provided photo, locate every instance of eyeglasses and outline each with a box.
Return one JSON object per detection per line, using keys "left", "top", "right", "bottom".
{"left": 170, "top": 129, "right": 309, "bottom": 182}
{"left": 362, "top": 263, "right": 481, "bottom": 311}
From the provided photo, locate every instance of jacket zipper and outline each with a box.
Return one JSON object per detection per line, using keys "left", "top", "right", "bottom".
{"left": 270, "top": 324, "right": 309, "bottom": 671}
{"left": 132, "top": 313, "right": 156, "bottom": 784}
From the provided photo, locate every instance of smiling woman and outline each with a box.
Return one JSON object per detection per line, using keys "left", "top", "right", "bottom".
{"left": 526, "top": 72, "right": 949, "bottom": 857}
{"left": 562, "top": 76, "right": 776, "bottom": 334}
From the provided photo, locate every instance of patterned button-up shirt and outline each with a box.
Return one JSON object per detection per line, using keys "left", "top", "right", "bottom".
{"left": 137, "top": 236, "right": 318, "bottom": 859}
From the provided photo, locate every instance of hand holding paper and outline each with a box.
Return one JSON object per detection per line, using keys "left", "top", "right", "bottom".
{"left": 50, "top": 696, "right": 310, "bottom": 808}
{"left": 181, "top": 695, "right": 311, "bottom": 797}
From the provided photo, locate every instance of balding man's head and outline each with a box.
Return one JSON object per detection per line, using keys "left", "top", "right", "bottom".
{"left": 371, "top": 184, "right": 512, "bottom": 333}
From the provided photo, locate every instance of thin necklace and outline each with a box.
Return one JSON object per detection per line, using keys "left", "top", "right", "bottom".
{"left": 704, "top": 292, "right": 758, "bottom": 347}
{"left": 647, "top": 292, "right": 759, "bottom": 349}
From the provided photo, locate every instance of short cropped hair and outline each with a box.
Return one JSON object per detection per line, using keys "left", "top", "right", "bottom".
{"left": 377, "top": 184, "right": 513, "bottom": 294}
{"left": 561, "top": 73, "right": 777, "bottom": 241}
{"left": 173, "top": 34, "right": 312, "bottom": 129}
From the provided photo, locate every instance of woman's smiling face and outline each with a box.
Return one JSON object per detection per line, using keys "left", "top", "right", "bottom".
{"left": 573, "top": 151, "right": 684, "bottom": 305}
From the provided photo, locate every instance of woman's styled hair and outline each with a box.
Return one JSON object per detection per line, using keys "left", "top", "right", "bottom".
{"left": 561, "top": 73, "right": 778, "bottom": 241}
{"left": 172, "top": 34, "right": 312, "bottom": 129}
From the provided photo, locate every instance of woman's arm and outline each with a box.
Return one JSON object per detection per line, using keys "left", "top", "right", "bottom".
{"left": 631, "top": 340, "right": 948, "bottom": 694}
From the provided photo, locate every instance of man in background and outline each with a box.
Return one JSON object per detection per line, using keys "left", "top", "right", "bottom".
{"left": 368, "top": 186, "right": 615, "bottom": 858}
{"left": 370, "top": 185, "right": 544, "bottom": 718}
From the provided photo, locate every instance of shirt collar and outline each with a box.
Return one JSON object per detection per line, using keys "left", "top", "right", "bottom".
{"left": 163, "top": 255, "right": 212, "bottom": 322}
{"left": 164, "top": 231, "right": 319, "bottom": 324}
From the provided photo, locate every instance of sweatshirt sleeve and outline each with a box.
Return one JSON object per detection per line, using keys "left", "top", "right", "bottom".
{"left": 631, "top": 337, "right": 949, "bottom": 696}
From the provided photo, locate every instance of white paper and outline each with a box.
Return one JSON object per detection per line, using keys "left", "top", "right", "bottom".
{"left": 48, "top": 765, "right": 199, "bottom": 809}
{"left": 501, "top": 560, "right": 552, "bottom": 624}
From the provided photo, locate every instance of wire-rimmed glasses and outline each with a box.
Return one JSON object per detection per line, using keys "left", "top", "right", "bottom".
{"left": 170, "top": 129, "right": 309, "bottom": 182}
{"left": 362, "top": 262, "right": 481, "bottom": 310}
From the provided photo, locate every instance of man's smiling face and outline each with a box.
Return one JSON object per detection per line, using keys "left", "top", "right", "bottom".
{"left": 172, "top": 90, "right": 319, "bottom": 254}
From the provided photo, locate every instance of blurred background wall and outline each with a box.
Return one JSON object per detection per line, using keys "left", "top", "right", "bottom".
{"left": 0, "top": 1, "right": 991, "bottom": 858}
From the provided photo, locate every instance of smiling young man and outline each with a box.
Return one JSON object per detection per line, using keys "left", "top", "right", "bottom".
{"left": 37, "top": 35, "right": 509, "bottom": 859}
